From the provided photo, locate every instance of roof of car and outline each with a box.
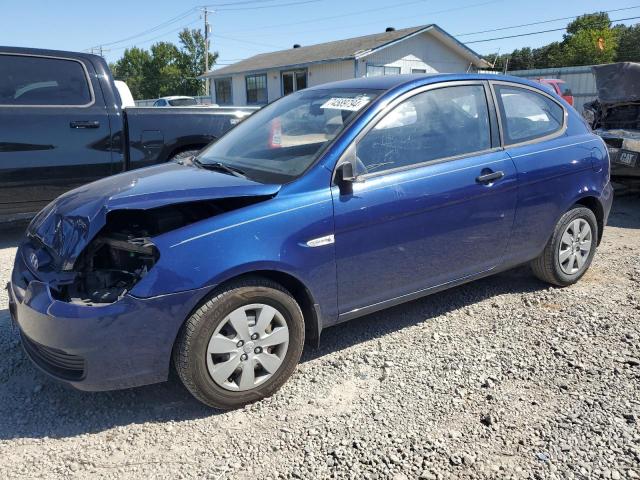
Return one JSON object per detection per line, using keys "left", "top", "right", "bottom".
{"left": 305, "top": 73, "right": 540, "bottom": 92}
{"left": 159, "top": 96, "right": 195, "bottom": 100}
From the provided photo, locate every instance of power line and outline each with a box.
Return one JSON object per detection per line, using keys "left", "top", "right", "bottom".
{"left": 214, "top": 0, "right": 323, "bottom": 11}
{"left": 87, "top": 7, "right": 198, "bottom": 51}
{"left": 215, "top": 0, "right": 430, "bottom": 34}
{"left": 217, "top": 0, "right": 500, "bottom": 37}
{"left": 466, "top": 15, "right": 640, "bottom": 44}
{"left": 109, "top": 19, "right": 201, "bottom": 52}
{"left": 202, "top": 0, "right": 296, "bottom": 6}
{"left": 456, "top": 5, "right": 640, "bottom": 37}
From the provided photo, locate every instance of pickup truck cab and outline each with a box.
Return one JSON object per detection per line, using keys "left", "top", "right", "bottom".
{"left": 0, "top": 47, "right": 256, "bottom": 222}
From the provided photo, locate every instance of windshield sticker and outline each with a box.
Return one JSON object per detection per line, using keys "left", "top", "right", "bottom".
{"left": 321, "top": 96, "right": 371, "bottom": 111}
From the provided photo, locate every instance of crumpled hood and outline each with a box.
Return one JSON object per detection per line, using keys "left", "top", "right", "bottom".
{"left": 28, "top": 162, "right": 281, "bottom": 270}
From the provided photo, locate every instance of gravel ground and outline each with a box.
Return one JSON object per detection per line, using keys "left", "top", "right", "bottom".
{"left": 0, "top": 195, "right": 639, "bottom": 480}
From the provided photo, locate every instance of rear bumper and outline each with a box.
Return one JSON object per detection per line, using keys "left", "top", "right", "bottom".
{"left": 8, "top": 248, "right": 208, "bottom": 391}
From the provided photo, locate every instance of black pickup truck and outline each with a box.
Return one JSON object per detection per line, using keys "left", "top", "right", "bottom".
{"left": 0, "top": 46, "right": 257, "bottom": 222}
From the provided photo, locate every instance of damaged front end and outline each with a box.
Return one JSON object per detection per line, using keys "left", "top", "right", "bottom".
{"left": 45, "top": 197, "right": 272, "bottom": 305}
{"left": 60, "top": 225, "right": 159, "bottom": 305}
{"left": 23, "top": 161, "right": 282, "bottom": 305}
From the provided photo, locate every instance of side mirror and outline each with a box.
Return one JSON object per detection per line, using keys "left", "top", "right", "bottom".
{"left": 336, "top": 161, "right": 355, "bottom": 182}
{"left": 335, "top": 161, "right": 355, "bottom": 195}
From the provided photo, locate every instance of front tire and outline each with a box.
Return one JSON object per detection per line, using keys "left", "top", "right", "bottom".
{"left": 173, "top": 277, "right": 305, "bottom": 409}
{"left": 531, "top": 206, "right": 598, "bottom": 286}
{"left": 170, "top": 149, "right": 201, "bottom": 162}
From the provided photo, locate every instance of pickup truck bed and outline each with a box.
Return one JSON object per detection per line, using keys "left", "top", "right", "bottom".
{"left": 0, "top": 46, "right": 256, "bottom": 222}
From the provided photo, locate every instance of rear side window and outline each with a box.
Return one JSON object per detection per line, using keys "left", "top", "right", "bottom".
{"left": 0, "top": 54, "right": 92, "bottom": 106}
{"left": 494, "top": 85, "right": 564, "bottom": 145}
{"left": 356, "top": 84, "right": 491, "bottom": 175}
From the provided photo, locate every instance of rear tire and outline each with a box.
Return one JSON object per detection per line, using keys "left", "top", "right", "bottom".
{"left": 173, "top": 277, "right": 305, "bottom": 409}
{"left": 531, "top": 206, "right": 598, "bottom": 287}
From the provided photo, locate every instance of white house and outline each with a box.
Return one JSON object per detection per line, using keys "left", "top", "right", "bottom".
{"left": 201, "top": 24, "right": 490, "bottom": 106}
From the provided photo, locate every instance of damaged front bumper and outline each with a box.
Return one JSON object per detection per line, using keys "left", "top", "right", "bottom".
{"left": 8, "top": 244, "right": 208, "bottom": 391}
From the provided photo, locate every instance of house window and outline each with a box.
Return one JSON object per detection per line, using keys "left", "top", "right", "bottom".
{"left": 412, "top": 68, "right": 427, "bottom": 74}
{"left": 214, "top": 78, "right": 233, "bottom": 105}
{"left": 282, "top": 70, "right": 307, "bottom": 96}
{"left": 366, "top": 65, "right": 401, "bottom": 77}
{"left": 245, "top": 73, "right": 267, "bottom": 104}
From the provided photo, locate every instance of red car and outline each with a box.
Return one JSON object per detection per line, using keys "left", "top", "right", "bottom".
{"left": 535, "top": 78, "right": 574, "bottom": 106}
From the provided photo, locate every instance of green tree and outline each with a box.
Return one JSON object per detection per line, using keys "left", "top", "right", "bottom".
{"left": 562, "top": 13, "right": 617, "bottom": 65}
{"left": 508, "top": 47, "right": 535, "bottom": 71}
{"left": 616, "top": 24, "right": 640, "bottom": 62}
{"left": 532, "top": 42, "right": 565, "bottom": 68}
{"left": 141, "top": 42, "right": 183, "bottom": 98}
{"left": 177, "top": 28, "right": 218, "bottom": 96}
{"left": 108, "top": 28, "right": 218, "bottom": 99}
{"left": 110, "top": 47, "right": 151, "bottom": 99}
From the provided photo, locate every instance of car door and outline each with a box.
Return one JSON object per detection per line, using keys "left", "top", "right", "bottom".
{"left": 331, "top": 82, "right": 518, "bottom": 317}
{"left": 0, "top": 52, "right": 113, "bottom": 219}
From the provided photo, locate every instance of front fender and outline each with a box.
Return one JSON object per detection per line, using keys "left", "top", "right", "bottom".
{"left": 130, "top": 188, "right": 338, "bottom": 323}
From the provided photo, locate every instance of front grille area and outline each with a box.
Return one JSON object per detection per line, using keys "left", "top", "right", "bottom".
{"left": 21, "top": 334, "right": 85, "bottom": 381}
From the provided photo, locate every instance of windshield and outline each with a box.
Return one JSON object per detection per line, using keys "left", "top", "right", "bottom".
{"left": 196, "top": 88, "right": 382, "bottom": 183}
{"left": 169, "top": 98, "right": 197, "bottom": 106}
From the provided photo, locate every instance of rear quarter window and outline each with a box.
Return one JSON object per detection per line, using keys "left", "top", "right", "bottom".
{"left": 0, "top": 54, "right": 92, "bottom": 106}
{"left": 494, "top": 85, "right": 564, "bottom": 145}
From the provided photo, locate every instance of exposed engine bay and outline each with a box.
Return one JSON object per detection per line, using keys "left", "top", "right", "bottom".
{"left": 51, "top": 196, "right": 271, "bottom": 305}
{"left": 583, "top": 62, "right": 640, "bottom": 182}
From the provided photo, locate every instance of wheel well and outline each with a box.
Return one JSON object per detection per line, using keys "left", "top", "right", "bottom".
{"left": 214, "top": 270, "right": 321, "bottom": 346}
{"left": 575, "top": 196, "right": 604, "bottom": 245}
{"left": 167, "top": 144, "right": 208, "bottom": 161}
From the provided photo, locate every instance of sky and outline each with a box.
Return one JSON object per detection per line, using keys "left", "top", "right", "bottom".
{"left": 2, "top": 0, "right": 639, "bottom": 68}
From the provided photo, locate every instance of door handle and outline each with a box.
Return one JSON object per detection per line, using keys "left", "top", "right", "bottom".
{"left": 476, "top": 170, "right": 504, "bottom": 184}
{"left": 70, "top": 120, "right": 100, "bottom": 129}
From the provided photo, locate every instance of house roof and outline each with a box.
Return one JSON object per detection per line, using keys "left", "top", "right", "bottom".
{"left": 203, "top": 24, "right": 489, "bottom": 78}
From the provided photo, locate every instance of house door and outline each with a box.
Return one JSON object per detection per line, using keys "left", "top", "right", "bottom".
{"left": 282, "top": 70, "right": 307, "bottom": 96}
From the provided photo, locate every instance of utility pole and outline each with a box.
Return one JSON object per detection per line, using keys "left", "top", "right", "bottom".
{"left": 202, "top": 8, "right": 212, "bottom": 97}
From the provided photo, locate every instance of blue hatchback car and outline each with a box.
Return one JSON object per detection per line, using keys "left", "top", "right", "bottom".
{"left": 8, "top": 74, "right": 613, "bottom": 408}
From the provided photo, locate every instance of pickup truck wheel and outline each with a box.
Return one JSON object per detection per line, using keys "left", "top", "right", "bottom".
{"left": 173, "top": 277, "right": 305, "bottom": 409}
{"left": 170, "top": 149, "right": 200, "bottom": 162}
{"left": 531, "top": 206, "right": 598, "bottom": 287}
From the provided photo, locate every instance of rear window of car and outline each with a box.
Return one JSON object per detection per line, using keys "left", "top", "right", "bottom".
{"left": 168, "top": 98, "right": 197, "bottom": 106}
{"left": 0, "top": 54, "right": 92, "bottom": 106}
{"left": 494, "top": 85, "right": 564, "bottom": 145}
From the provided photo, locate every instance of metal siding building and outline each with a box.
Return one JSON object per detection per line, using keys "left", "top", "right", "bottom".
{"left": 201, "top": 25, "right": 489, "bottom": 106}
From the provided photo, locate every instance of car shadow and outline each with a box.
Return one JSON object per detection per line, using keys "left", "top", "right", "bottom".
{"left": 0, "top": 265, "right": 546, "bottom": 441}
{"left": 302, "top": 265, "right": 544, "bottom": 362}
{"left": 0, "top": 222, "right": 27, "bottom": 249}
{"left": 607, "top": 194, "right": 640, "bottom": 229}
{"left": 0, "top": 305, "right": 217, "bottom": 440}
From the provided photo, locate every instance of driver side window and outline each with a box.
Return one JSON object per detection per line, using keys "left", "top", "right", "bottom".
{"left": 356, "top": 85, "right": 491, "bottom": 175}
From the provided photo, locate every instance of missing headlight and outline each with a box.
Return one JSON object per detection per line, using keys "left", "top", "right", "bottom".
{"left": 58, "top": 232, "right": 159, "bottom": 305}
